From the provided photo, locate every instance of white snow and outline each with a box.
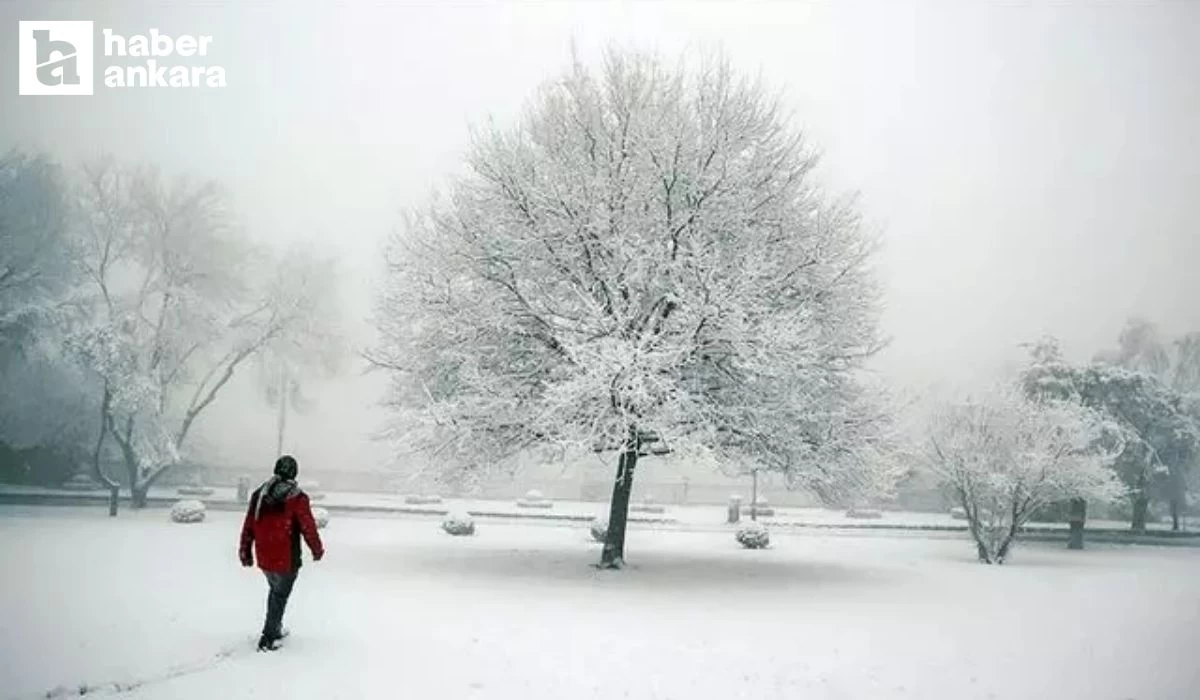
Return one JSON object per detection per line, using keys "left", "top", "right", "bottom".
{"left": 441, "top": 511, "right": 476, "bottom": 536}
{"left": 1, "top": 507, "right": 1199, "bottom": 699}
{"left": 735, "top": 521, "right": 771, "bottom": 549}
{"left": 169, "top": 499, "right": 206, "bottom": 524}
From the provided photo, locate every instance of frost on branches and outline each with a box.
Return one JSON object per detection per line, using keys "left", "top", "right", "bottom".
{"left": 66, "top": 159, "right": 342, "bottom": 507}
{"left": 917, "top": 385, "right": 1123, "bottom": 564}
{"left": 371, "top": 50, "right": 897, "bottom": 568}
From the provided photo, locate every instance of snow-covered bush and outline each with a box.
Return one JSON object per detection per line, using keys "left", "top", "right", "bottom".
{"left": 949, "top": 506, "right": 968, "bottom": 521}
{"left": 736, "top": 522, "right": 770, "bottom": 549}
{"left": 914, "top": 385, "right": 1123, "bottom": 564}
{"left": 516, "top": 489, "right": 553, "bottom": 509}
{"left": 589, "top": 517, "right": 608, "bottom": 542}
{"left": 442, "top": 511, "right": 476, "bottom": 536}
{"left": 312, "top": 507, "right": 330, "bottom": 529}
{"left": 169, "top": 499, "right": 206, "bottom": 524}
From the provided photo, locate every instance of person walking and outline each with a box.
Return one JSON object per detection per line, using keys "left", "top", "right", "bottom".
{"left": 238, "top": 455, "right": 324, "bottom": 651}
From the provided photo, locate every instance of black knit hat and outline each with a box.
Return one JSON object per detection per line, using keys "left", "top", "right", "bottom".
{"left": 274, "top": 455, "right": 298, "bottom": 480}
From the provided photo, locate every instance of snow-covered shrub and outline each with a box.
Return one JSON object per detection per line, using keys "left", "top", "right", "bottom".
{"left": 516, "top": 489, "right": 553, "bottom": 509}
{"left": 589, "top": 517, "right": 608, "bottom": 542}
{"left": 60, "top": 473, "right": 103, "bottom": 491}
{"left": 312, "top": 507, "right": 330, "bottom": 529}
{"left": 915, "top": 385, "right": 1123, "bottom": 564}
{"left": 442, "top": 511, "right": 476, "bottom": 536}
{"left": 405, "top": 494, "right": 443, "bottom": 505}
{"left": 169, "top": 499, "right": 206, "bottom": 524}
{"left": 736, "top": 522, "right": 770, "bottom": 549}
{"left": 949, "top": 506, "right": 968, "bottom": 521}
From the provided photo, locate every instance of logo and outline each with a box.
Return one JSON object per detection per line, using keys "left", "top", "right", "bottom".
{"left": 18, "top": 21, "right": 95, "bottom": 95}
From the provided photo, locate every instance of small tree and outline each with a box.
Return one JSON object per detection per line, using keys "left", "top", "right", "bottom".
{"left": 371, "top": 50, "right": 895, "bottom": 568}
{"left": 917, "top": 385, "right": 1122, "bottom": 564}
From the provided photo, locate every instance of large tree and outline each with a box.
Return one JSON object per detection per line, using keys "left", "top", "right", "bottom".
{"left": 372, "top": 50, "right": 895, "bottom": 568}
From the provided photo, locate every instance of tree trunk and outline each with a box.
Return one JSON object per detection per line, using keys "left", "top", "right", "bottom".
{"left": 1067, "top": 497, "right": 1086, "bottom": 550}
{"left": 1170, "top": 497, "right": 1180, "bottom": 532}
{"left": 276, "top": 373, "right": 287, "bottom": 456}
{"left": 1131, "top": 493, "right": 1149, "bottom": 533}
{"left": 131, "top": 482, "right": 149, "bottom": 508}
{"left": 92, "top": 388, "right": 120, "bottom": 517}
{"left": 599, "top": 438, "right": 639, "bottom": 570}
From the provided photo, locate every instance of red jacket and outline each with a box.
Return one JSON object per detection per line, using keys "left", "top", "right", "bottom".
{"left": 239, "top": 479, "right": 324, "bottom": 573}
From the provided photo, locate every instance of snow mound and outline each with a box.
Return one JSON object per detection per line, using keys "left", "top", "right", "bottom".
{"left": 589, "top": 517, "right": 608, "bottom": 542}
{"left": 517, "top": 489, "right": 553, "bottom": 509}
{"left": 441, "top": 511, "right": 476, "bottom": 536}
{"left": 735, "top": 522, "right": 770, "bottom": 549}
{"left": 312, "top": 507, "right": 330, "bottom": 529}
{"left": 169, "top": 499, "right": 206, "bottom": 524}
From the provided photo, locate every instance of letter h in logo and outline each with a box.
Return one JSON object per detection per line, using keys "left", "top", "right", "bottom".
{"left": 18, "top": 21, "right": 94, "bottom": 96}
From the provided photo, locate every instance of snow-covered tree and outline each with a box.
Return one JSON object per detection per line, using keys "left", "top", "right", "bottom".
{"left": 252, "top": 248, "right": 346, "bottom": 456}
{"left": 0, "top": 150, "right": 77, "bottom": 345}
{"left": 69, "top": 158, "right": 344, "bottom": 507}
{"left": 916, "top": 384, "right": 1123, "bottom": 564}
{"left": 1022, "top": 336, "right": 1200, "bottom": 532}
{"left": 371, "top": 50, "right": 895, "bottom": 568}
{"left": 0, "top": 151, "right": 98, "bottom": 481}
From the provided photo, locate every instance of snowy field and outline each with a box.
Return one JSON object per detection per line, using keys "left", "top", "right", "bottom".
{"left": 2, "top": 507, "right": 1198, "bottom": 700}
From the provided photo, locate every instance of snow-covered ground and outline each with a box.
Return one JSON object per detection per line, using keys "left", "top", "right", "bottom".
{"left": 2, "top": 507, "right": 1198, "bottom": 700}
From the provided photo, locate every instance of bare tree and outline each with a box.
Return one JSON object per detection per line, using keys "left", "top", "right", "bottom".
{"left": 372, "top": 50, "right": 895, "bottom": 568}
{"left": 916, "top": 384, "right": 1123, "bottom": 564}
{"left": 253, "top": 248, "right": 346, "bottom": 456}
{"left": 69, "top": 159, "right": 339, "bottom": 507}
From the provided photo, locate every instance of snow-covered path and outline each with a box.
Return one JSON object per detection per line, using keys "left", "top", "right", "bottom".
{"left": 2, "top": 507, "right": 1198, "bottom": 699}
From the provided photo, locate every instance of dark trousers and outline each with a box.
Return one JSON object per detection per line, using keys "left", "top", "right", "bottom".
{"left": 262, "top": 570, "right": 298, "bottom": 639}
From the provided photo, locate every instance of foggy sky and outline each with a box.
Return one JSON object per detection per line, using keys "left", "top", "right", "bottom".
{"left": 3, "top": 1, "right": 1198, "bottom": 473}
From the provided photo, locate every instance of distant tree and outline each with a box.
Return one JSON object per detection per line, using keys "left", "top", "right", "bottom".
{"left": 1090, "top": 320, "right": 1200, "bottom": 529}
{"left": 0, "top": 150, "right": 98, "bottom": 482}
{"left": 916, "top": 383, "right": 1123, "bottom": 563}
{"left": 69, "top": 159, "right": 343, "bottom": 507}
{"left": 1094, "top": 317, "right": 1171, "bottom": 377}
{"left": 371, "top": 50, "right": 896, "bottom": 568}
{"left": 0, "top": 150, "right": 77, "bottom": 344}
{"left": 252, "top": 248, "right": 346, "bottom": 457}
{"left": 1022, "top": 337, "right": 1200, "bottom": 532}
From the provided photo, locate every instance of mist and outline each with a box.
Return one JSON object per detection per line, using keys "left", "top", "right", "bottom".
{"left": 3, "top": 0, "right": 1196, "bottom": 473}
{"left": 4, "top": 2, "right": 1200, "bottom": 698}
